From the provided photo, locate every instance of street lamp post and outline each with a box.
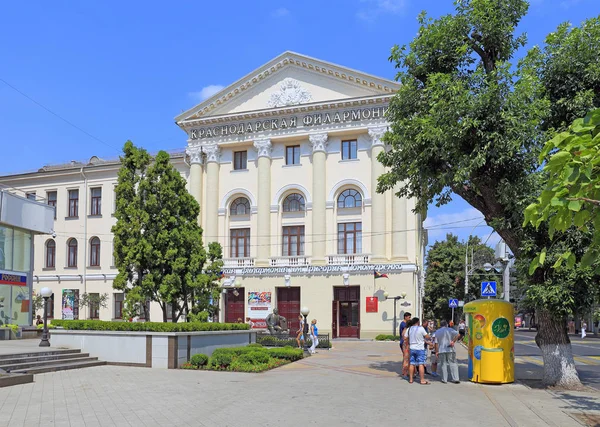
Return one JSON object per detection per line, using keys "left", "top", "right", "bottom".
{"left": 39, "top": 287, "right": 52, "bottom": 347}
{"left": 300, "top": 306, "right": 310, "bottom": 353}
{"left": 383, "top": 291, "right": 407, "bottom": 336}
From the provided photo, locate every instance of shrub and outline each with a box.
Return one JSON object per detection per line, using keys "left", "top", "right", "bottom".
{"left": 208, "top": 349, "right": 234, "bottom": 370}
{"left": 257, "top": 335, "right": 331, "bottom": 348}
{"left": 375, "top": 334, "right": 400, "bottom": 341}
{"left": 268, "top": 348, "right": 304, "bottom": 361}
{"left": 50, "top": 319, "right": 249, "bottom": 332}
{"left": 181, "top": 362, "right": 196, "bottom": 370}
{"left": 238, "top": 351, "right": 270, "bottom": 364}
{"left": 190, "top": 353, "right": 209, "bottom": 367}
{"left": 247, "top": 343, "right": 263, "bottom": 348}
{"left": 2, "top": 324, "right": 19, "bottom": 334}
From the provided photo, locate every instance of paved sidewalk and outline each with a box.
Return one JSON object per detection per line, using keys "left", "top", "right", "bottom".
{"left": 0, "top": 341, "right": 598, "bottom": 426}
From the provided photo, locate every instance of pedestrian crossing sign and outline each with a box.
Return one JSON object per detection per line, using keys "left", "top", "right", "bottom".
{"left": 449, "top": 299, "right": 459, "bottom": 308}
{"left": 481, "top": 281, "right": 497, "bottom": 297}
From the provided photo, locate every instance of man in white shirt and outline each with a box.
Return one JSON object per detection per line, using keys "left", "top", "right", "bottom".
{"left": 434, "top": 320, "right": 460, "bottom": 384}
{"left": 408, "top": 317, "right": 431, "bottom": 384}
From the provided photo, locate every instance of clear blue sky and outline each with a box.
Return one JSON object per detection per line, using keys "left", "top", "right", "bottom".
{"left": 1, "top": 0, "right": 597, "bottom": 247}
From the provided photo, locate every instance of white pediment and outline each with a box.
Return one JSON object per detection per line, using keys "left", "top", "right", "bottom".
{"left": 176, "top": 51, "right": 399, "bottom": 123}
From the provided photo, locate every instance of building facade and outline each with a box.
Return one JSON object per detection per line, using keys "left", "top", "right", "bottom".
{"left": 0, "top": 52, "right": 426, "bottom": 338}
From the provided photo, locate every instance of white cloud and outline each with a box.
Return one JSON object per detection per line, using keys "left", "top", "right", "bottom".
{"left": 272, "top": 7, "right": 290, "bottom": 17}
{"left": 188, "top": 85, "right": 225, "bottom": 102}
{"left": 357, "top": 0, "right": 408, "bottom": 23}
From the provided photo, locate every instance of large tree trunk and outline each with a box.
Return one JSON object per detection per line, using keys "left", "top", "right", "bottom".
{"left": 535, "top": 310, "right": 581, "bottom": 388}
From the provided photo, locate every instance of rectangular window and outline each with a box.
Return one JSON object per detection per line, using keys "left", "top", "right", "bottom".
{"left": 166, "top": 303, "right": 173, "bottom": 320}
{"left": 282, "top": 226, "right": 305, "bottom": 256}
{"left": 47, "top": 191, "right": 57, "bottom": 219}
{"left": 230, "top": 228, "right": 250, "bottom": 258}
{"left": 26, "top": 192, "right": 36, "bottom": 201}
{"left": 68, "top": 189, "right": 79, "bottom": 217}
{"left": 114, "top": 293, "right": 124, "bottom": 319}
{"left": 233, "top": 151, "right": 247, "bottom": 170}
{"left": 68, "top": 240, "right": 78, "bottom": 268}
{"left": 46, "top": 241, "right": 56, "bottom": 268}
{"left": 90, "top": 187, "right": 102, "bottom": 216}
{"left": 89, "top": 293, "right": 100, "bottom": 319}
{"left": 286, "top": 146, "right": 301, "bottom": 165}
{"left": 337, "top": 222, "right": 362, "bottom": 254}
{"left": 341, "top": 140, "right": 358, "bottom": 160}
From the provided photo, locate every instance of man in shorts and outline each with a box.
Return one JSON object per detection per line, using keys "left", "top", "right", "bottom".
{"left": 457, "top": 319, "right": 466, "bottom": 342}
{"left": 408, "top": 317, "right": 431, "bottom": 385}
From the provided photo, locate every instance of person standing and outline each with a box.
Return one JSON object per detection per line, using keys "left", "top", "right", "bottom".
{"left": 309, "top": 319, "right": 319, "bottom": 354}
{"left": 428, "top": 322, "right": 439, "bottom": 377}
{"left": 457, "top": 319, "right": 466, "bottom": 342}
{"left": 408, "top": 317, "right": 431, "bottom": 385}
{"left": 401, "top": 318, "right": 415, "bottom": 379}
{"left": 296, "top": 315, "right": 305, "bottom": 348}
{"left": 399, "top": 312, "right": 411, "bottom": 352}
{"left": 435, "top": 320, "right": 460, "bottom": 384}
{"left": 582, "top": 320, "right": 588, "bottom": 339}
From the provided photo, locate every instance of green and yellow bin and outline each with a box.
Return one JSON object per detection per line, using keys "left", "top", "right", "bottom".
{"left": 464, "top": 299, "right": 514, "bottom": 384}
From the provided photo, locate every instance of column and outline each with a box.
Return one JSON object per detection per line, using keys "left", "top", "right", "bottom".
{"left": 392, "top": 185, "right": 408, "bottom": 260}
{"left": 203, "top": 143, "right": 220, "bottom": 244}
{"left": 254, "top": 138, "right": 272, "bottom": 267}
{"left": 368, "top": 126, "right": 387, "bottom": 262}
{"left": 310, "top": 133, "right": 328, "bottom": 265}
{"left": 186, "top": 146, "right": 203, "bottom": 225}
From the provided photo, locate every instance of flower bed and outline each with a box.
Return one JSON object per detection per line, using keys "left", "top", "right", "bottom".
{"left": 51, "top": 319, "right": 249, "bottom": 332}
{"left": 182, "top": 344, "right": 303, "bottom": 373}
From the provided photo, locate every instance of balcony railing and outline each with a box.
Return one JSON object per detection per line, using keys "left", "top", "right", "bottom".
{"left": 270, "top": 256, "right": 312, "bottom": 267}
{"left": 223, "top": 258, "right": 255, "bottom": 268}
{"left": 327, "top": 254, "right": 370, "bottom": 265}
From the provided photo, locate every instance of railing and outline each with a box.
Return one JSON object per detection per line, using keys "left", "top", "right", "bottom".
{"left": 269, "top": 256, "right": 312, "bottom": 267}
{"left": 222, "top": 258, "right": 255, "bottom": 268}
{"left": 326, "top": 254, "right": 370, "bottom": 265}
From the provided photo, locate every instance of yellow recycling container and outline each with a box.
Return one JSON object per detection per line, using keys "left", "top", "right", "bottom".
{"left": 464, "top": 299, "right": 514, "bottom": 384}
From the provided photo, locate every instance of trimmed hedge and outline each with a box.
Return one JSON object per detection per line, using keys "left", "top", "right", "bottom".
{"left": 185, "top": 345, "right": 303, "bottom": 373}
{"left": 50, "top": 319, "right": 250, "bottom": 332}
{"left": 375, "top": 334, "right": 400, "bottom": 341}
{"left": 190, "top": 354, "right": 209, "bottom": 367}
{"left": 268, "top": 347, "right": 304, "bottom": 361}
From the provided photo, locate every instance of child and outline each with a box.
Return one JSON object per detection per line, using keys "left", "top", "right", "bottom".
{"left": 245, "top": 317, "right": 254, "bottom": 328}
{"left": 309, "top": 319, "right": 319, "bottom": 354}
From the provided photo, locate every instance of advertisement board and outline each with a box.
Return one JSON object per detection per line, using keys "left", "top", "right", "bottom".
{"left": 247, "top": 291, "right": 271, "bottom": 328}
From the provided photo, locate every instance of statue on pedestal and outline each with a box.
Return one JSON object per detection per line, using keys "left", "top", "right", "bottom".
{"left": 265, "top": 308, "right": 288, "bottom": 334}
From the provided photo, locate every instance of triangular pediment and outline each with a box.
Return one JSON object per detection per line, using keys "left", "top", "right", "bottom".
{"left": 176, "top": 51, "right": 399, "bottom": 123}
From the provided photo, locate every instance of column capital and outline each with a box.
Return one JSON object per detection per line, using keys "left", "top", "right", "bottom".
{"left": 368, "top": 125, "right": 388, "bottom": 148}
{"left": 185, "top": 146, "right": 204, "bottom": 165}
{"left": 203, "top": 143, "right": 221, "bottom": 163}
{"left": 253, "top": 138, "right": 272, "bottom": 158}
{"left": 309, "top": 133, "right": 328, "bottom": 153}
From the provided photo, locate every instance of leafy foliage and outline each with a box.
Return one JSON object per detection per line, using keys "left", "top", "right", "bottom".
{"left": 190, "top": 353, "right": 209, "bottom": 367}
{"left": 50, "top": 319, "right": 249, "bottom": 332}
{"left": 375, "top": 334, "right": 400, "bottom": 341}
{"left": 186, "top": 346, "right": 303, "bottom": 372}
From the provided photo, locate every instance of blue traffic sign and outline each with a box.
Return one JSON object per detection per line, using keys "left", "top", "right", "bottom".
{"left": 449, "top": 299, "right": 459, "bottom": 308}
{"left": 481, "top": 281, "right": 497, "bottom": 297}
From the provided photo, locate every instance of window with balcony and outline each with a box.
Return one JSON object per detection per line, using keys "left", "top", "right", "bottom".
{"left": 45, "top": 240, "right": 56, "bottom": 268}
{"left": 341, "top": 140, "right": 358, "bottom": 160}
{"left": 286, "top": 145, "right": 301, "bottom": 165}
{"left": 67, "top": 238, "right": 78, "bottom": 267}
{"left": 47, "top": 191, "right": 57, "bottom": 219}
{"left": 282, "top": 226, "right": 305, "bottom": 256}
{"left": 90, "top": 187, "right": 102, "bottom": 216}
{"left": 230, "top": 197, "right": 250, "bottom": 216}
{"left": 114, "top": 293, "right": 124, "bottom": 319}
{"left": 233, "top": 151, "right": 247, "bottom": 170}
{"left": 338, "top": 222, "right": 362, "bottom": 254}
{"left": 89, "top": 293, "right": 100, "bottom": 319}
{"left": 90, "top": 237, "right": 100, "bottom": 266}
{"left": 337, "top": 189, "right": 362, "bottom": 209}
{"left": 230, "top": 228, "right": 250, "bottom": 258}
{"left": 282, "top": 193, "right": 305, "bottom": 212}
{"left": 68, "top": 189, "right": 79, "bottom": 218}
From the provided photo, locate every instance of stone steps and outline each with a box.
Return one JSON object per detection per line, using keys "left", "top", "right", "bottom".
{"left": 0, "top": 349, "right": 105, "bottom": 376}
{"left": 11, "top": 359, "right": 106, "bottom": 375}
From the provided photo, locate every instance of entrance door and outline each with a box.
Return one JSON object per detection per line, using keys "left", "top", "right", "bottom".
{"left": 225, "top": 288, "right": 245, "bottom": 323}
{"left": 277, "top": 287, "right": 300, "bottom": 333}
{"left": 333, "top": 286, "right": 360, "bottom": 338}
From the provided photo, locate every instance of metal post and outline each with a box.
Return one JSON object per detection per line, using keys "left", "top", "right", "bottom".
{"left": 303, "top": 314, "right": 309, "bottom": 351}
{"left": 503, "top": 261, "right": 510, "bottom": 302}
{"left": 39, "top": 297, "right": 50, "bottom": 347}
{"left": 452, "top": 307, "right": 455, "bottom": 325}
{"left": 393, "top": 298, "right": 398, "bottom": 337}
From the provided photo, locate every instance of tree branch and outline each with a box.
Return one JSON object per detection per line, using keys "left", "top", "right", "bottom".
{"left": 466, "top": 34, "right": 494, "bottom": 73}
{"left": 566, "top": 197, "right": 600, "bottom": 206}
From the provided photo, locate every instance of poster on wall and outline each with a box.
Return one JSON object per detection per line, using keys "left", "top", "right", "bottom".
{"left": 247, "top": 291, "right": 271, "bottom": 328}
{"left": 62, "top": 289, "right": 79, "bottom": 320}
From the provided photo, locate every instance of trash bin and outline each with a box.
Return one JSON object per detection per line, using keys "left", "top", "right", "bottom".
{"left": 480, "top": 348, "right": 504, "bottom": 383}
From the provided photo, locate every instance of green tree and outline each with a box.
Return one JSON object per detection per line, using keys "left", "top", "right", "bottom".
{"left": 424, "top": 234, "right": 495, "bottom": 321}
{"left": 377, "top": 1, "right": 599, "bottom": 387}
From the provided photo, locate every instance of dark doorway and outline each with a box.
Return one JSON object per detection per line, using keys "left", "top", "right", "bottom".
{"left": 277, "top": 287, "right": 301, "bottom": 333}
{"left": 333, "top": 286, "right": 360, "bottom": 338}
{"left": 225, "top": 288, "right": 245, "bottom": 323}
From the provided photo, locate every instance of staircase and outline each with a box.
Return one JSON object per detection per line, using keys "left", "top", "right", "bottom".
{"left": 0, "top": 349, "right": 106, "bottom": 375}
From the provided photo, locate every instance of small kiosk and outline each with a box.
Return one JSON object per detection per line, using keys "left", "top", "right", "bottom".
{"left": 464, "top": 299, "right": 514, "bottom": 384}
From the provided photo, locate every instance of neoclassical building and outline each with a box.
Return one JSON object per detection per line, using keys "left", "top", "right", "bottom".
{"left": 0, "top": 52, "right": 426, "bottom": 338}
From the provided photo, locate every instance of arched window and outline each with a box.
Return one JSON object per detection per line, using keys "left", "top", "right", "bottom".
{"left": 90, "top": 237, "right": 101, "bottom": 267}
{"left": 337, "top": 189, "right": 362, "bottom": 209}
{"left": 45, "top": 240, "right": 56, "bottom": 268}
{"left": 230, "top": 197, "right": 250, "bottom": 216}
{"left": 67, "top": 238, "right": 78, "bottom": 268}
{"left": 282, "top": 193, "right": 305, "bottom": 212}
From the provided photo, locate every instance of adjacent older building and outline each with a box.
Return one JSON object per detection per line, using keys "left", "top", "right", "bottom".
{"left": 0, "top": 52, "right": 426, "bottom": 338}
